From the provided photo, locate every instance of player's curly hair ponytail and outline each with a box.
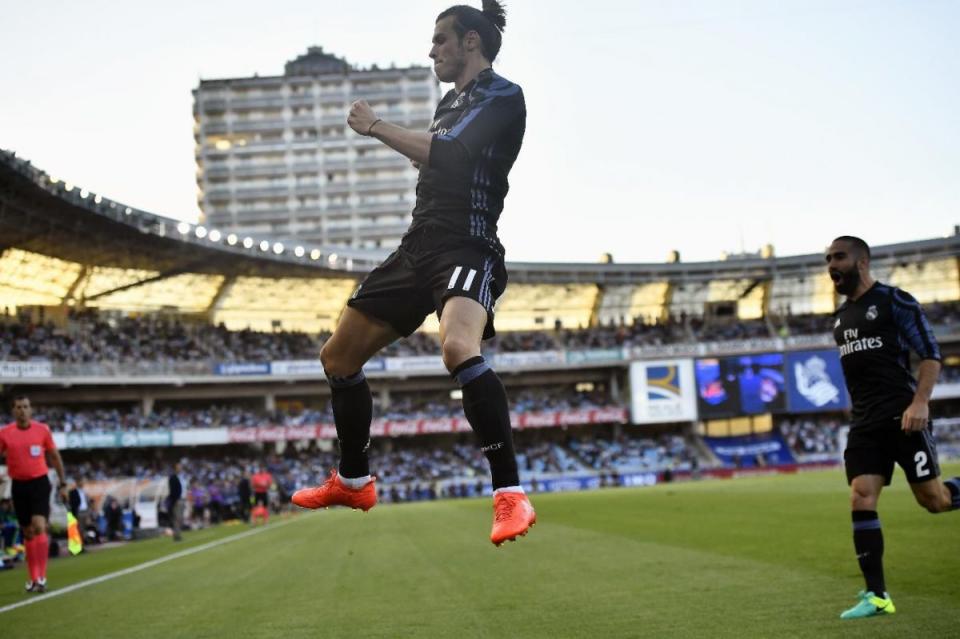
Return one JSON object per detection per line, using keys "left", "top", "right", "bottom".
{"left": 438, "top": 1, "right": 507, "bottom": 62}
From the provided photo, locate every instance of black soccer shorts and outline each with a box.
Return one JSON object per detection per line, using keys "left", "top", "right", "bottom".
{"left": 844, "top": 419, "right": 941, "bottom": 485}
{"left": 254, "top": 492, "right": 269, "bottom": 507}
{"left": 347, "top": 229, "right": 507, "bottom": 340}
{"left": 11, "top": 474, "right": 51, "bottom": 528}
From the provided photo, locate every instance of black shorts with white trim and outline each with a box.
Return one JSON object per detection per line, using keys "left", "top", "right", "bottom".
{"left": 844, "top": 418, "right": 941, "bottom": 485}
{"left": 347, "top": 227, "right": 507, "bottom": 340}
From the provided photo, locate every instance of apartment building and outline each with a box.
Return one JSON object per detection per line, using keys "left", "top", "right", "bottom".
{"left": 194, "top": 47, "right": 441, "bottom": 249}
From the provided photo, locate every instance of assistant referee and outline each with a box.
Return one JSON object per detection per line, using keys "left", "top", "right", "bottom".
{"left": 0, "top": 395, "right": 67, "bottom": 594}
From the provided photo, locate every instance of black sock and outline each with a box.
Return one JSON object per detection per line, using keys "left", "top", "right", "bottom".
{"left": 946, "top": 478, "right": 960, "bottom": 510}
{"left": 453, "top": 356, "right": 519, "bottom": 491}
{"left": 328, "top": 370, "right": 371, "bottom": 478}
{"left": 852, "top": 510, "right": 885, "bottom": 595}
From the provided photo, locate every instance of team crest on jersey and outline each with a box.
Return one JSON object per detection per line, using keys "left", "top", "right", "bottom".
{"left": 865, "top": 305, "right": 878, "bottom": 321}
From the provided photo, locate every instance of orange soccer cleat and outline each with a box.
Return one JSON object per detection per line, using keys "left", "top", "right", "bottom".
{"left": 291, "top": 469, "right": 377, "bottom": 512}
{"left": 490, "top": 491, "right": 536, "bottom": 546}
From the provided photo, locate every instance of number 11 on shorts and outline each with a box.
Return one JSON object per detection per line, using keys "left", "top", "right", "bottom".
{"left": 448, "top": 266, "right": 477, "bottom": 292}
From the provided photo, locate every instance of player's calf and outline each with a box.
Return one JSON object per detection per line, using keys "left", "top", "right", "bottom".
{"left": 911, "top": 477, "right": 960, "bottom": 514}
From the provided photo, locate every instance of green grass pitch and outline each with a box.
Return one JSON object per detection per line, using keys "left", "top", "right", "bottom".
{"left": 2, "top": 464, "right": 958, "bottom": 638}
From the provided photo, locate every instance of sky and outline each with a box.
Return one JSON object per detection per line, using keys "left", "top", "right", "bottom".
{"left": 1, "top": 0, "right": 958, "bottom": 264}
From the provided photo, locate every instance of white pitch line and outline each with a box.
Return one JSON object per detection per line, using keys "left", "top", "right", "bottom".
{"left": 0, "top": 515, "right": 305, "bottom": 615}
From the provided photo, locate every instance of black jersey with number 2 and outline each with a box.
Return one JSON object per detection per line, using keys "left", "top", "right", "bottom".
{"left": 409, "top": 68, "right": 526, "bottom": 255}
{"left": 833, "top": 282, "right": 941, "bottom": 427}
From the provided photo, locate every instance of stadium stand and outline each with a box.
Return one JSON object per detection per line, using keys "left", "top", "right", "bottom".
{"left": 2, "top": 147, "right": 960, "bottom": 544}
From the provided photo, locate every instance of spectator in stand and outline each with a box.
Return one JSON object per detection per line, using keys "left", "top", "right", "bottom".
{"left": 189, "top": 483, "right": 207, "bottom": 528}
{"left": 237, "top": 473, "right": 251, "bottom": 523}
{"left": 8, "top": 303, "right": 954, "bottom": 367}
{"left": 0, "top": 385, "right": 622, "bottom": 435}
{"left": 166, "top": 463, "right": 183, "bottom": 542}
{"left": 103, "top": 497, "right": 123, "bottom": 541}
{"left": 779, "top": 417, "right": 842, "bottom": 458}
{"left": 67, "top": 477, "right": 91, "bottom": 544}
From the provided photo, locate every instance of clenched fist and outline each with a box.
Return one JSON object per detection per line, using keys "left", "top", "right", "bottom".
{"left": 347, "top": 100, "right": 379, "bottom": 136}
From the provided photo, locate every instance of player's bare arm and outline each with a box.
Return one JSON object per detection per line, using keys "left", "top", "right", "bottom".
{"left": 347, "top": 100, "right": 433, "bottom": 165}
{"left": 901, "top": 359, "right": 941, "bottom": 432}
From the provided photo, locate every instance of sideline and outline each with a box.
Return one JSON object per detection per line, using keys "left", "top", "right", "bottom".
{"left": 0, "top": 515, "right": 306, "bottom": 615}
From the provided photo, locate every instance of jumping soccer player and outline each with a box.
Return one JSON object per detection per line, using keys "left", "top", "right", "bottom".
{"left": 0, "top": 395, "right": 67, "bottom": 593}
{"left": 827, "top": 236, "right": 959, "bottom": 619}
{"left": 292, "top": 0, "right": 535, "bottom": 545}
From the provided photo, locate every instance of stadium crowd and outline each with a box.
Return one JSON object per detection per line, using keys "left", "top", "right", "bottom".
{"left": 58, "top": 427, "right": 695, "bottom": 510}
{"left": 0, "top": 387, "right": 620, "bottom": 433}
{"left": 778, "top": 416, "right": 843, "bottom": 458}
{"left": 778, "top": 413, "right": 960, "bottom": 460}
{"left": 6, "top": 302, "right": 956, "bottom": 365}
{"left": 777, "top": 300, "right": 960, "bottom": 337}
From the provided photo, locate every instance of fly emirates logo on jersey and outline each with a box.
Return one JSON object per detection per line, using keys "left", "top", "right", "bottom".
{"left": 838, "top": 328, "right": 883, "bottom": 358}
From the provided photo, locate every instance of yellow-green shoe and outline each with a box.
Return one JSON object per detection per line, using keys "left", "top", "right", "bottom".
{"left": 840, "top": 590, "right": 896, "bottom": 619}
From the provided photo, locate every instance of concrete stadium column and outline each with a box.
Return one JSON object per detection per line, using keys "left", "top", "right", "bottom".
{"left": 609, "top": 372, "right": 620, "bottom": 402}
{"left": 141, "top": 396, "right": 154, "bottom": 416}
{"left": 264, "top": 394, "right": 276, "bottom": 412}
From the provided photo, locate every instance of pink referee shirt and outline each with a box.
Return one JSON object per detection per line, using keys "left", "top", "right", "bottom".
{"left": 0, "top": 421, "right": 56, "bottom": 481}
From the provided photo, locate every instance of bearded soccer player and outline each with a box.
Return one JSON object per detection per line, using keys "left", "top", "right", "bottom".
{"left": 0, "top": 395, "right": 67, "bottom": 593}
{"left": 292, "top": 0, "right": 535, "bottom": 545}
{"left": 827, "top": 236, "right": 959, "bottom": 619}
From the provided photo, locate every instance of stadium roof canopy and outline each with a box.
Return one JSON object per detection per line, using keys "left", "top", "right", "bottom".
{"left": 2, "top": 148, "right": 958, "bottom": 285}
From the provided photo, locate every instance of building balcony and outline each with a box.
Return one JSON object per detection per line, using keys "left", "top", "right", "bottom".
{"left": 232, "top": 119, "right": 287, "bottom": 133}
{"left": 291, "top": 161, "right": 320, "bottom": 173}
{"left": 235, "top": 208, "right": 292, "bottom": 224}
{"left": 405, "top": 86, "right": 434, "bottom": 99}
{"left": 205, "top": 211, "right": 234, "bottom": 225}
{"left": 354, "top": 178, "right": 415, "bottom": 192}
{"left": 295, "top": 205, "right": 352, "bottom": 218}
{"left": 202, "top": 165, "right": 231, "bottom": 179}
{"left": 232, "top": 163, "right": 288, "bottom": 177}
{"left": 320, "top": 113, "right": 347, "bottom": 126}
{"left": 289, "top": 115, "right": 317, "bottom": 127}
{"left": 234, "top": 140, "right": 290, "bottom": 154}
{"left": 206, "top": 186, "right": 233, "bottom": 200}
{"left": 324, "top": 182, "right": 353, "bottom": 195}
{"left": 202, "top": 121, "right": 229, "bottom": 135}
{"left": 200, "top": 98, "right": 228, "bottom": 113}
{"left": 320, "top": 138, "right": 350, "bottom": 149}
{"left": 288, "top": 95, "right": 315, "bottom": 108}
{"left": 353, "top": 155, "right": 410, "bottom": 170}
{"left": 357, "top": 221, "right": 410, "bottom": 236}
{"left": 321, "top": 160, "right": 351, "bottom": 171}
{"left": 352, "top": 136, "right": 381, "bottom": 149}
{"left": 353, "top": 91, "right": 405, "bottom": 104}
{"left": 293, "top": 183, "right": 322, "bottom": 196}
{"left": 230, "top": 97, "right": 287, "bottom": 110}
{"left": 234, "top": 185, "right": 290, "bottom": 199}
{"left": 408, "top": 108, "right": 435, "bottom": 121}
{"left": 355, "top": 200, "right": 414, "bottom": 215}
{"left": 318, "top": 92, "right": 349, "bottom": 105}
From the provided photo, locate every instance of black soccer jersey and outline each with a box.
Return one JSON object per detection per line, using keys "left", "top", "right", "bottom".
{"left": 833, "top": 282, "right": 941, "bottom": 427}
{"left": 408, "top": 68, "right": 526, "bottom": 255}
